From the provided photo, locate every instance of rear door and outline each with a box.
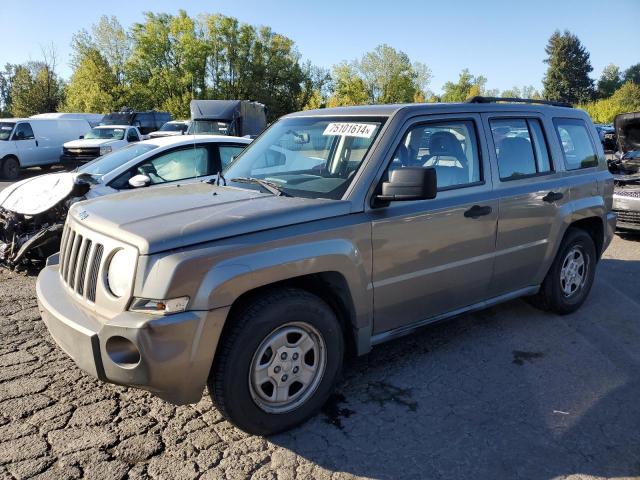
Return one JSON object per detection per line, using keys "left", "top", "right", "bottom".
{"left": 482, "top": 112, "right": 569, "bottom": 297}
{"left": 370, "top": 114, "right": 498, "bottom": 334}
{"left": 12, "top": 122, "right": 40, "bottom": 166}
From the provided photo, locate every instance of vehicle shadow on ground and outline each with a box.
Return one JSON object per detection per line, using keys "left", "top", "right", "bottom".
{"left": 270, "top": 267, "right": 640, "bottom": 479}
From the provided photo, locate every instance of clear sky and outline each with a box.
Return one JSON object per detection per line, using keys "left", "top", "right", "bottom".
{"left": 1, "top": 0, "right": 638, "bottom": 95}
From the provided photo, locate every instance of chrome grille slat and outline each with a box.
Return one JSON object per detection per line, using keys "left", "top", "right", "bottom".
{"left": 77, "top": 240, "right": 92, "bottom": 297}
{"left": 87, "top": 244, "right": 104, "bottom": 302}
{"left": 66, "top": 234, "right": 82, "bottom": 285}
{"left": 73, "top": 238, "right": 90, "bottom": 293}
{"left": 61, "top": 231, "right": 76, "bottom": 280}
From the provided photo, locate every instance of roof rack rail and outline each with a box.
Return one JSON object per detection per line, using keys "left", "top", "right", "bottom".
{"left": 466, "top": 96, "right": 573, "bottom": 108}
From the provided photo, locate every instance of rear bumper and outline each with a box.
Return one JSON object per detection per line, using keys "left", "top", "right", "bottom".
{"left": 36, "top": 265, "right": 229, "bottom": 404}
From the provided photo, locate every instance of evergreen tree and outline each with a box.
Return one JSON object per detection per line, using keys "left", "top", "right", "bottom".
{"left": 542, "top": 30, "right": 594, "bottom": 104}
{"left": 623, "top": 63, "right": 640, "bottom": 85}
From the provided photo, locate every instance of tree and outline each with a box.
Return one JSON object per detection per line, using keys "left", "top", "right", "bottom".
{"left": 542, "top": 30, "right": 594, "bottom": 104}
{"left": 441, "top": 69, "right": 487, "bottom": 102}
{"left": 500, "top": 85, "right": 542, "bottom": 99}
{"left": 358, "top": 44, "right": 431, "bottom": 104}
{"left": 326, "top": 63, "right": 369, "bottom": 107}
{"left": 580, "top": 82, "right": 640, "bottom": 123}
{"left": 597, "top": 64, "right": 622, "bottom": 98}
{"left": 62, "top": 49, "right": 117, "bottom": 113}
{"left": 0, "top": 64, "right": 15, "bottom": 117}
{"left": 623, "top": 63, "right": 640, "bottom": 85}
{"left": 9, "top": 47, "right": 64, "bottom": 117}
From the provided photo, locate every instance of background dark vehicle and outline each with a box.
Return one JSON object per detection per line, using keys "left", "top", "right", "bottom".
{"left": 101, "top": 110, "right": 172, "bottom": 135}
{"left": 611, "top": 111, "right": 640, "bottom": 231}
{"left": 188, "top": 100, "right": 267, "bottom": 137}
{"left": 595, "top": 124, "right": 616, "bottom": 152}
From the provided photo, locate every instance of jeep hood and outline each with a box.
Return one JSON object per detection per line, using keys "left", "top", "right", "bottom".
{"left": 69, "top": 183, "right": 352, "bottom": 254}
{"left": 64, "top": 138, "right": 119, "bottom": 148}
{"left": 615, "top": 111, "right": 640, "bottom": 153}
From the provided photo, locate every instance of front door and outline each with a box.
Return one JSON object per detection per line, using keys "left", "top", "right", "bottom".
{"left": 370, "top": 115, "right": 497, "bottom": 334}
{"left": 12, "top": 122, "right": 39, "bottom": 166}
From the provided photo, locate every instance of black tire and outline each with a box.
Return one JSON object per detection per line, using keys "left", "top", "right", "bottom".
{"left": 530, "top": 228, "right": 597, "bottom": 315}
{"left": 1, "top": 156, "right": 20, "bottom": 180}
{"left": 209, "top": 288, "right": 344, "bottom": 435}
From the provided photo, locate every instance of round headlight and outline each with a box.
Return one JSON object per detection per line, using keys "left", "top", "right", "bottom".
{"left": 107, "top": 249, "right": 135, "bottom": 298}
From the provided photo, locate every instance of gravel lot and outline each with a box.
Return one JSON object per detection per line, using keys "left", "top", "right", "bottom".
{"left": 1, "top": 170, "right": 640, "bottom": 478}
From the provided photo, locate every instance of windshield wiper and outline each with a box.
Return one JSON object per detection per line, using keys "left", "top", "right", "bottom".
{"left": 230, "top": 177, "right": 292, "bottom": 197}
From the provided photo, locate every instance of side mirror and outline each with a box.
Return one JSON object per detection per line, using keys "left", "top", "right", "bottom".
{"left": 128, "top": 174, "right": 151, "bottom": 188}
{"left": 79, "top": 135, "right": 84, "bottom": 139}
{"left": 377, "top": 167, "right": 437, "bottom": 203}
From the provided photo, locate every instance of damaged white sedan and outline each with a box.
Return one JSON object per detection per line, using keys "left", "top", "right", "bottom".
{"left": 0, "top": 135, "right": 250, "bottom": 268}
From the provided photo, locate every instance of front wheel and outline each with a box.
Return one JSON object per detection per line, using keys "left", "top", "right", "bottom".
{"left": 531, "top": 228, "right": 597, "bottom": 315}
{"left": 209, "top": 288, "right": 344, "bottom": 435}
{"left": 1, "top": 156, "right": 20, "bottom": 180}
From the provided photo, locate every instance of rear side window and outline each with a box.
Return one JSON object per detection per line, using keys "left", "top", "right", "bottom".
{"left": 553, "top": 118, "right": 598, "bottom": 170}
{"left": 489, "top": 118, "right": 551, "bottom": 181}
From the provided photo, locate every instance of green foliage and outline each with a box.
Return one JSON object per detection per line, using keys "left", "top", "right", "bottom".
{"left": 579, "top": 82, "right": 640, "bottom": 123}
{"left": 441, "top": 69, "right": 487, "bottom": 102}
{"left": 500, "top": 85, "right": 542, "bottom": 99}
{"left": 9, "top": 61, "right": 64, "bottom": 117}
{"left": 623, "top": 63, "right": 640, "bottom": 85}
{"left": 542, "top": 30, "right": 594, "bottom": 104}
{"left": 327, "top": 44, "right": 431, "bottom": 106}
{"left": 62, "top": 49, "right": 117, "bottom": 113}
{"left": 597, "top": 64, "right": 622, "bottom": 98}
{"left": 0, "top": 64, "right": 14, "bottom": 117}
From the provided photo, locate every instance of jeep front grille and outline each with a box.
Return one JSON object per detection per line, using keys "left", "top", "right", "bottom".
{"left": 615, "top": 189, "right": 640, "bottom": 198}
{"left": 59, "top": 225, "right": 104, "bottom": 302}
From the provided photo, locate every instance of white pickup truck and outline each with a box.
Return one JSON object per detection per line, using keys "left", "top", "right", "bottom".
{"left": 60, "top": 125, "right": 143, "bottom": 166}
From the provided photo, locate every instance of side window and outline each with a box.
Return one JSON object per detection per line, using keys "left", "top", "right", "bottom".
{"left": 553, "top": 118, "right": 598, "bottom": 170}
{"left": 136, "top": 147, "right": 209, "bottom": 185}
{"left": 389, "top": 120, "right": 482, "bottom": 190}
{"left": 13, "top": 123, "right": 35, "bottom": 140}
{"left": 126, "top": 129, "right": 139, "bottom": 142}
{"left": 219, "top": 145, "right": 246, "bottom": 169}
{"left": 489, "top": 118, "right": 552, "bottom": 180}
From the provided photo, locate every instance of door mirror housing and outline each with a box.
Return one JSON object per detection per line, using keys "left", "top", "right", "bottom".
{"left": 79, "top": 135, "right": 84, "bottom": 139}
{"left": 377, "top": 167, "right": 437, "bottom": 203}
{"left": 128, "top": 174, "right": 151, "bottom": 188}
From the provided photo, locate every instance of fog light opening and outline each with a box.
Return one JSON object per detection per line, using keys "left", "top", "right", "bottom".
{"left": 106, "top": 336, "right": 141, "bottom": 368}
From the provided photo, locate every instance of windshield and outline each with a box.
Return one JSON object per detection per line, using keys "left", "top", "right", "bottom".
{"left": 0, "top": 122, "right": 15, "bottom": 141}
{"left": 78, "top": 143, "right": 158, "bottom": 176}
{"left": 190, "top": 120, "right": 230, "bottom": 135}
{"left": 224, "top": 116, "right": 384, "bottom": 199}
{"left": 84, "top": 127, "right": 126, "bottom": 140}
{"left": 160, "top": 122, "right": 188, "bottom": 132}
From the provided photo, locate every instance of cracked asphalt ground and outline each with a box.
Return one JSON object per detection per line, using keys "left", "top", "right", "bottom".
{"left": 0, "top": 233, "right": 640, "bottom": 479}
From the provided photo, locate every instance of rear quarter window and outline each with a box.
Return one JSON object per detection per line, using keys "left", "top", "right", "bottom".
{"left": 553, "top": 118, "right": 598, "bottom": 170}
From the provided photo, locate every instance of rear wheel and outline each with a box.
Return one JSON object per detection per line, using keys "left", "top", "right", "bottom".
{"left": 209, "top": 288, "right": 344, "bottom": 435}
{"left": 1, "top": 156, "right": 20, "bottom": 180}
{"left": 530, "top": 228, "right": 597, "bottom": 314}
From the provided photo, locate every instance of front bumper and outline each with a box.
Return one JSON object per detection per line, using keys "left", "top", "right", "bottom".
{"left": 613, "top": 192, "right": 640, "bottom": 231}
{"left": 60, "top": 154, "right": 98, "bottom": 166}
{"left": 36, "top": 265, "right": 229, "bottom": 404}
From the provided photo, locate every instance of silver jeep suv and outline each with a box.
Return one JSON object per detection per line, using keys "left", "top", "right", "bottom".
{"left": 37, "top": 99, "right": 616, "bottom": 435}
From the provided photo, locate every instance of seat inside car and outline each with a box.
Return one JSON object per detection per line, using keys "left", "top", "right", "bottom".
{"left": 426, "top": 131, "right": 469, "bottom": 187}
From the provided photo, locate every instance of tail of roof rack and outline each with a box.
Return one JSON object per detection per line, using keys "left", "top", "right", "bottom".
{"left": 466, "top": 96, "right": 573, "bottom": 108}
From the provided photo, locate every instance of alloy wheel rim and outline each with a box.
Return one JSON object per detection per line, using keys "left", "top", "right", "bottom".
{"left": 249, "top": 322, "right": 327, "bottom": 413}
{"left": 560, "top": 246, "right": 588, "bottom": 297}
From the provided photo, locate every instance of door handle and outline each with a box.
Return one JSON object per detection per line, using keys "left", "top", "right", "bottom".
{"left": 542, "top": 191, "right": 563, "bottom": 203}
{"left": 464, "top": 205, "right": 492, "bottom": 219}
{"left": 35, "top": 140, "right": 38, "bottom": 147}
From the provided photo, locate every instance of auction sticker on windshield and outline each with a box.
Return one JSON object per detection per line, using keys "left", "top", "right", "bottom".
{"left": 323, "top": 123, "right": 377, "bottom": 138}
